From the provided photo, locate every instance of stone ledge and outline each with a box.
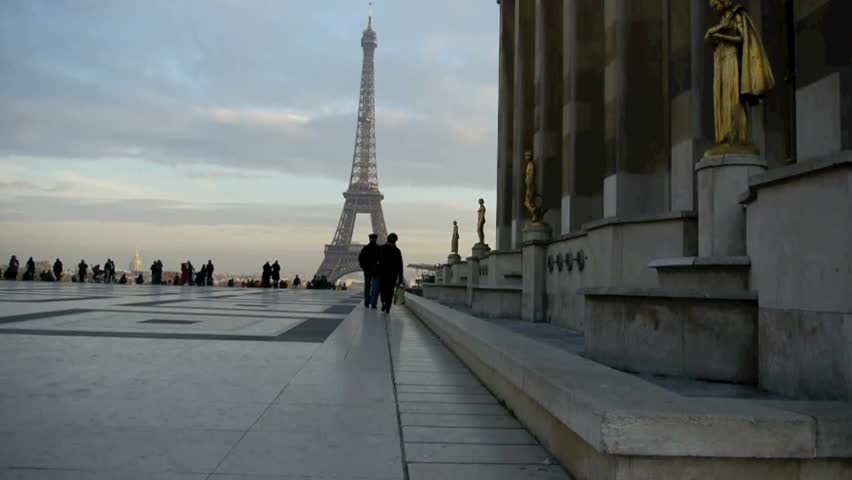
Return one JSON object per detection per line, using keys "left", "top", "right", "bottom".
{"left": 749, "top": 150, "right": 852, "bottom": 190}
{"left": 406, "top": 295, "right": 852, "bottom": 460}
{"left": 483, "top": 248, "right": 522, "bottom": 257}
{"left": 582, "top": 210, "right": 696, "bottom": 232}
{"left": 429, "top": 284, "right": 466, "bottom": 289}
{"left": 648, "top": 256, "right": 751, "bottom": 269}
{"left": 580, "top": 286, "right": 757, "bottom": 301}
{"left": 472, "top": 285, "right": 522, "bottom": 292}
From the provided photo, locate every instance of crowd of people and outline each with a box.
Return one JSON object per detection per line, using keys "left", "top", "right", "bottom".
{"left": 0, "top": 255, "right": 313, "bottom": 290}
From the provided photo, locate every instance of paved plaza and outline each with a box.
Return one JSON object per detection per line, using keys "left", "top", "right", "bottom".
{"left": 0, "top": 283, "right": 568, "bottom": 479}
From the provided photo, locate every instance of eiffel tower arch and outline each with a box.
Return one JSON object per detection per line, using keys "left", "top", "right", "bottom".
{"left": 315, "top": 12, "right": 387, "bottom": 285}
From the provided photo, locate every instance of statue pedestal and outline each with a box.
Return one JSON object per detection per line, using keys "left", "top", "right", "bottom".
{"left": 447, "top": 254, "right": 462, "bottom": 265}
{"left": 521, "top": 223, "right": 552, "bottom": 323}
{"left": 696, "top": 154, "right": 767, "bottom": 256}
{"left": 471, "top": 243, "right": 491, "bottom": 259}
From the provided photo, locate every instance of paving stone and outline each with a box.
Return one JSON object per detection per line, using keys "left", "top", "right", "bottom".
{"left": 403, "top": 426, "right": 536, "bottom": 445}
{"left": 214, "top": 431, "right": 403, "bottom": 478}
{"left": 406, "top": 443, "right": 552, "bottom": 464}
{"left": 395, "top": 384, "right": 490, "bottom": 395}
{"left": 401, "top": 412, "right": 521, "bottom": 429}
{"left": 398, "top": 402, "right": 507, "bottom": 415}
{"left": 397, "top": 392, "right": 496, "bottom": 403}
{"left": 408, "top": 464, "right": 570, "bottom": 480}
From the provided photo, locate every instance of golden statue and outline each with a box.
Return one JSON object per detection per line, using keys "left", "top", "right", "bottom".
{"left": 705, "top": 0, "right": 774, "bottom": 155}
{"left": 476, "top": 199, "right": 486, "bottom": 245}
{"left": 451, "top": 221, "right": 459, "bottom": 254}
{"left": 523, "top": 151, "right": 546, "bottom": 225}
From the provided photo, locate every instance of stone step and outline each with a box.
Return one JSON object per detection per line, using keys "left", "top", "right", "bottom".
{"left": 580, "top": 286, "right": 757, "bottom": 384}
{"left": 649, "top": 256, "right": 751, "bottom": 290}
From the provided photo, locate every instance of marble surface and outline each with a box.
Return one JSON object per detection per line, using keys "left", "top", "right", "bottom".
{"left": 0, "top": 283, "right": 570, "bottom": 479}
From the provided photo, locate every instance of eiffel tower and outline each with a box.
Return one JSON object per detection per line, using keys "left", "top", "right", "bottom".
{"left": 315, "top": 9, "right": 388, "bottom": 284}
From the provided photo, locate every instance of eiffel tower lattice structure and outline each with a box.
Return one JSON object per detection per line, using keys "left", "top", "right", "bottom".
{"left": 315, "top": 11, "right": 387, "bottom": 285}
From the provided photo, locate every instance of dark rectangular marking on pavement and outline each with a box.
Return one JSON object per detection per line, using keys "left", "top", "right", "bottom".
{"left": 118, "top": 299, "right": 190, "bottom": 307}
{"left": 324, "top": 304, "right": 356, "bottom": 315}
{"left": 0, "top": 309, "right": 94, "bottom": 325}
{"left": 140, "top": 319, "right": 200, "bottom": 325}
{"left": 0, "top": 296, "right": 111, "bottom": 303}
{"left": 277, "top": 318, "right": 344, "bottom": 342}
{"left": 0, "top": 317, "right": 344, "bottom": 343}
{"left": 235, "top": 304, "right": 268, "bottom": 308}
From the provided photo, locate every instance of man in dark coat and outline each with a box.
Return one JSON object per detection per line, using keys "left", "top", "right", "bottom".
{"left": 78, "top": 259, "right": 88, "bottom": 283}
{"left": 377, "top": 233, "right": 404, "bottom": 313}
{"left": 358, "top": 233, "right": 381, "bottom": 308}
{"left": 271, "top": 261, "right": 281, "bottom": 288}
{"left": 53, "top": 258, "right": 63, "bottom": 281}
{"left": 206, "top": 260, "right": 214, "bottom": 286}
{"left": 23, "top": 257, "right": 36, "bottom": 281}
{"left": 261, "top": 262, "right": 272, "bottom": 288}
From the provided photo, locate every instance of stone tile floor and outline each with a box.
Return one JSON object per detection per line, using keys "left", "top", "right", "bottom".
{"left": 0, "top": 283, "right": 569, "bottom": 479}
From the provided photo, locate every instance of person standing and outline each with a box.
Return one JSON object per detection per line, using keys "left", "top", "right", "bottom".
{"left": 4, "top": 255, "right": 19, "bottom": 280}
{"left": 104, "top": 259, "right": 115, "bottom": 284}
{"left": 206, "top": 260, "right": 214, "bottom": 286}
{"left": 293, "top": 275, "right": 301, "bottom": 289}
{"left": 53, "top": 258, "right": 63, "bottom": 281}
{"left": 186, "top": 261, "right": 195, "bottom": 286}
{"left": 358, "top": 233, "right": 381, "bottom": 308}
{"left": 261, "top": 262, "right": 272, "bottom": 288}
{"left": 271, "top": 261, "right": 281, "bottom": 288}
{"left": 24, "top": 257, "right": 36, "bottom": 281}
{"left": 377, "top": 233, "right": 404, "bottom": 314}
{"left": 78, "top": 259, "right": 88, "bottom": 283}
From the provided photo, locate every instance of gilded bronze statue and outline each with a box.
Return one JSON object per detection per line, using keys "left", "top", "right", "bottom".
{"left": 476, "top": 199, "right": 486, "bottom": 245}
{"left": 451, "top": 221, "right": 459, "bottom": 254}
{"left": 705, "top": 0, "right": 774, "bottom": 155}
{"left": 523, "top": 151, "right": 546, "bottom": 225}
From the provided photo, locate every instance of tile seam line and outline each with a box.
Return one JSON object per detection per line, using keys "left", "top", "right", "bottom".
{"left": 385, "top": 309, "right": 412, "bottom": 480}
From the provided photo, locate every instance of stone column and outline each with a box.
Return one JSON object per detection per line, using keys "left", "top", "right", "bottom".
{"left": 603, "top": 0, "right": 671, "bottom": 218}
{"left": 793, "top": 0, "right": 852, "bottom": 162}
{"left": 512, "top": 0, "right": 535, "bottom": 247}
{"left": 561, "top": 0, "right": 605, "bottom": 233}
{"left": 521, "top": 224, "right": 552, "bottom": 323}
{"left": 533, "top": 0, "right": 563, "bottom": 233}
{"left": 669, "top": 0, "right": 716, "bottom": 212}
{"left": 496, "top": 0, "right": 515, "bottom": 250}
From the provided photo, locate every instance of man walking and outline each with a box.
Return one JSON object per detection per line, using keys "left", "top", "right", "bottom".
{"left": 53, "top": 258, "right": 63, "bottom": 281}
{"left": 358, "top": 233, "right": 381, "bottom": 308}
{"left": 378, "top": 233, "right": 404, "bottom": 314}
{"left": 206, "top": 260, "right": 215, "bottom": 286}
{"left": 271, "top": 261, "right": 281, "bottom": 288}
{"left": 77, "top": 259, "right": 88, "bottom": 283}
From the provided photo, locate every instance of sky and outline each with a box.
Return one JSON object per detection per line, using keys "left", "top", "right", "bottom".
{"left": 0, "top": 0, "right": 499, "bottom": 277}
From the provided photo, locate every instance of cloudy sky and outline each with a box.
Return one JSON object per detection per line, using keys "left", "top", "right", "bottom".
{"left": 0, "top": 0, "right": 498, "bottom": 277}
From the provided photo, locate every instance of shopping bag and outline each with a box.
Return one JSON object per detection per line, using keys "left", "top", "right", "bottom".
{"left": 393, "top": 286, "right": 406, "bottom": 305}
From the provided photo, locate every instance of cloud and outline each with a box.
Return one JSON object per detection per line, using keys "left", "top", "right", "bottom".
{"left": 0, "top": 0, "right": 498, "bottom": 189}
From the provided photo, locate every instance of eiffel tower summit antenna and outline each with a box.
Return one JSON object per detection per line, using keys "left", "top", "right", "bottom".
{"left": 314, "top": 8, "right": 388, "bottom": 284}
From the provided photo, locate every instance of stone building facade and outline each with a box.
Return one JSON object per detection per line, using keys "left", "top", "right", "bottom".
{"left": 491, "top": 0, "right": 851, "bottom": 401}
{"left": 417, "top": 2, "right": 851, "bottom": 477}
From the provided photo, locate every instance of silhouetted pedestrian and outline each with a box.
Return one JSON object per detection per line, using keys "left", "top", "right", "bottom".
{"left": 53, "top": 258, "right": 63, "bottom": 281}
{"left": 293, "top": 275, "right": 301, "bottom": 288}
{"left": 206, "top": 260, "right": 214, "bottom": 286}
{"left": 378, "top": 233, "right": 404, "bottom": 314}
{"left": 359, "top": 233, "right": 381, "bottom": 308}
{"left": 271, "top": 261, "right": 281, "bottom": 288}
{"left": 262, "top": 262, "right": 272, "bottom": 288}
{"left": 4, "top": 255, "right": 19, "bottom": 280}
{"left": 23, "top": 257, "right": 36, "bottom": 281}
{"left": 77, "top": 259, "right": 88, "bottom": 283}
